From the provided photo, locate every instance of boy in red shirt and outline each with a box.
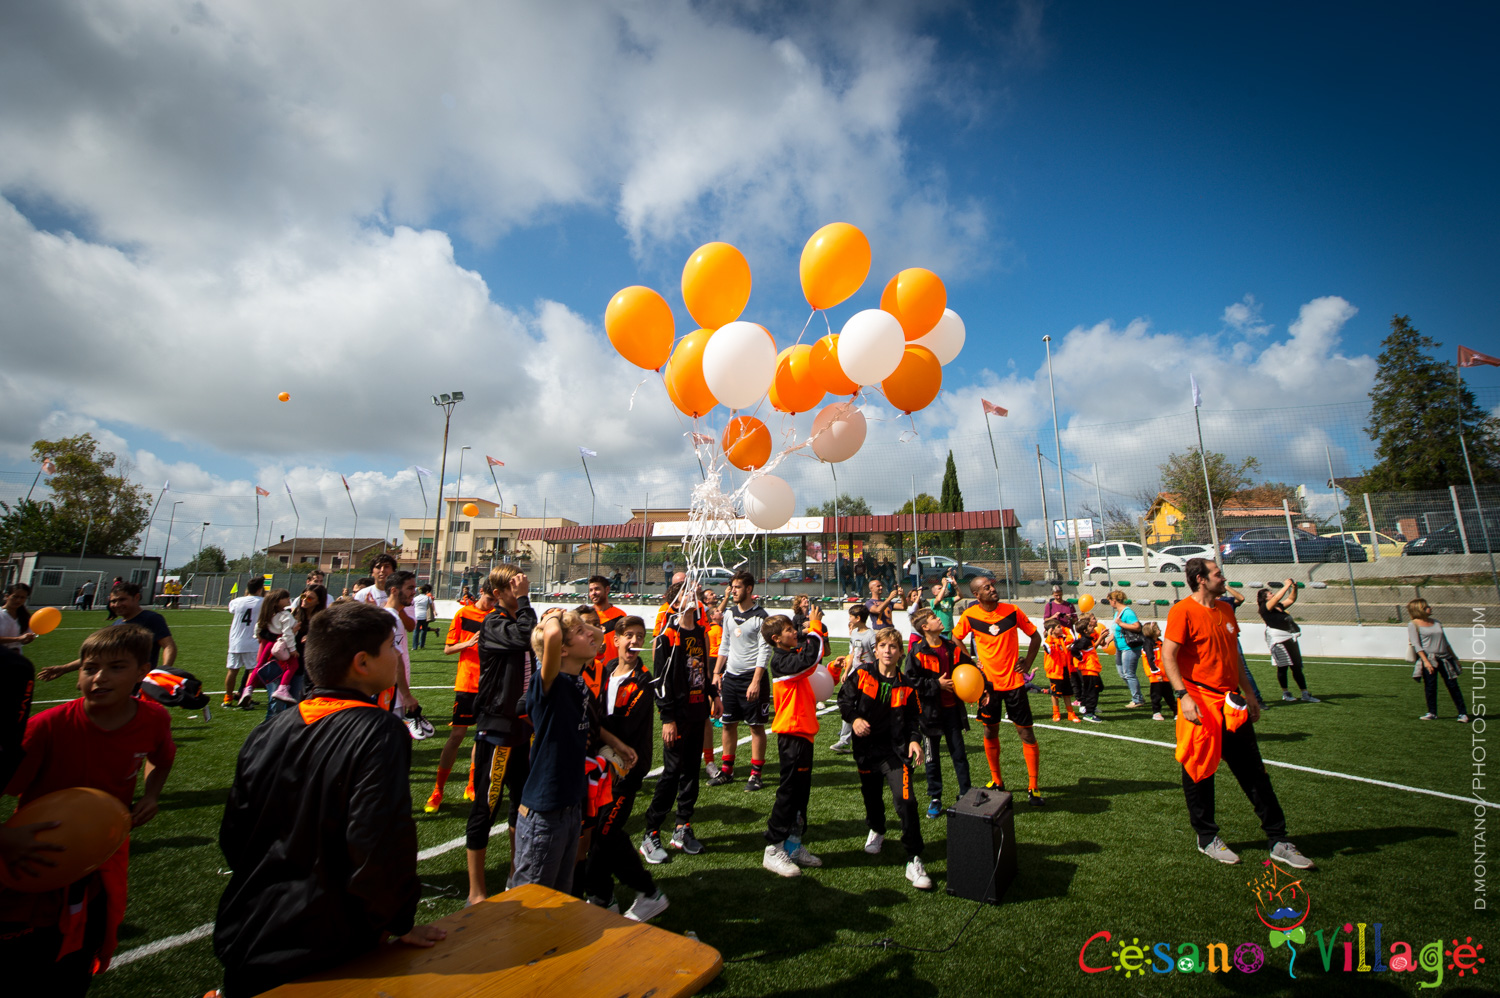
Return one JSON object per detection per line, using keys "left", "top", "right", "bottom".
{"left": 3, "top": 624, "right": 176, "bottom": 990}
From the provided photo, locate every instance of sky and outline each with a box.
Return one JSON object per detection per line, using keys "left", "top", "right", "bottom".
{"left": 2, "top": 1, "right": 1498, "bottom": 561}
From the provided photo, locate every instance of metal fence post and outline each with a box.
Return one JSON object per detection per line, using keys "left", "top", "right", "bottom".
{"left": 1362, "top": 493, "right": 1379, "bottom": 561}
{"left": 1282, "top": 499, "right": 1300, "bottom": 565}
{"left": 1451, "top": 485, "right": 1472, "bottom": 555}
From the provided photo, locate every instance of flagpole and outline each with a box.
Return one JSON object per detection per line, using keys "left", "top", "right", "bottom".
{"left": 1036, "top": 446, "right": 1055, "bottom": 580}
{"left": 580, "top": 451, "right": 597, "bottom": 580}
{"left": 1325, "top": 445, "right": 1362, "bottom": 624}
{"left": 382, "top": 513, "right": 391, "bottom": 557}
{"left": 541, "top": 497, "right": 548, "bottom": 589}
{"left": 982, "top": 405, "right": 1013, "bottom": 598}
{"left": 1192, "top": 393, "right": 1221, "bottom": 559}
{"left": 343, "top": 478, "right": 359, "bottom": 577}
{"left": 284, "top": 484, "right": 300, "bottom": 572}
{"left": 254, "top": 492, "right": 262, "bottom": 578}
{"left": 1042, "top": 335, "right": 1074, "bottom": 580}
{"left": 1455, "top": 359, "right": 1500, "bottom": 598}
{"left": 265, "top": 519, "right": 275, "bottom": 578}
{"left": 640, "top": 492, "right": 650, "bottom": 594}
{"left": 488, "top": 461, "right": 505, "bottom": 514}
{"left": 138, "top": 483, "right": 167, "bottom": 575}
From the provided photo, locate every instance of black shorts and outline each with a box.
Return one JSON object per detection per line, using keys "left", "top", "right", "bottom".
{"left": 977, "top": 685, "right": 1034, "bottom": 727}
{"left": 719, "top": 671, "right": 769, "bottom": 725}
{"left": 450, "top": 691, "right": 477, "bottom": 727}
{"left": 1048, "top": 675, "right": 1073, "bottom": 697}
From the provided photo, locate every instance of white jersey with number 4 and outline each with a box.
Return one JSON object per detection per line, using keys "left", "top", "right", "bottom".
{"left": 227, "top": 595, "right": 261, "bottom": 654}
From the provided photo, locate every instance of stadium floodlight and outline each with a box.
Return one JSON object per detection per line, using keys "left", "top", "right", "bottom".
{"left": 428, "top": 391, "right": 465, "bottom": 590}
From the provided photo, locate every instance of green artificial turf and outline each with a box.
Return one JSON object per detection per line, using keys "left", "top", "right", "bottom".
{"left": 9, "top": 610, "right": 1493, "bottom": 997}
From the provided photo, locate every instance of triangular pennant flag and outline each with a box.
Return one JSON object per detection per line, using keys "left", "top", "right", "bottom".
{"left": 1191, "top": 375, "right": 1202, "bottom": 408}
{"left": 341, "top": 474, "right": 351, "bottom": 492}
{"left": 230, "top": 582, "right": 238, "bottom": 594}
{"left": 255, "top": 486, "right": 270, "bottom": 497}
{"left": 1459, "top": 345, "right": 1500, "bottom": 368}
{"left": 414, "top": 465, "right": 433, "bottom": 478}
{"left": 486, "top": 455, "right": 504, "bottom": 467}
{"left": 981, "top": 399, "right": 1007, "bottom": 417}
{"left": 579, "top": 446, "right": 598, "bottom": 458}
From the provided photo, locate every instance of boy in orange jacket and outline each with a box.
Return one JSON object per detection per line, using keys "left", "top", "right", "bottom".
{"left": 760, "top": 607, "right": 825, "bottom": 878}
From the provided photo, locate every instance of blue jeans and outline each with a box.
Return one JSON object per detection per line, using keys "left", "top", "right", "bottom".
{"left": 1236, "top": 645, "right": 1265, "bottom": 702}
{"left": 923, "top": 704, "right": 972, "bottom": 802}
{"left": 412, "top": 620, "right": 429, "bottom": 649}
{"left": 1116, "top": 646, "right": 1145, "bottom": 704}
{"left": 265, "top": 670, "right": 305, "bottom": 720}
{"left": 510, "top": 803, "right": 582, "bottom": 893}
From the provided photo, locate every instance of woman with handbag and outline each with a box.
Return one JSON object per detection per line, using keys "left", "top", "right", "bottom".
{"left": 1105, "top": 591, "right": 1147, "bottom": 708}
{"left": 1407, "top": 598, "right": 1469, "bottom": 722}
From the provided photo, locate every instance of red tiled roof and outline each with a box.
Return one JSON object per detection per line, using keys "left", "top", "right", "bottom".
{"left": 832, "top": 509, "right": 1018, "bottom": 533}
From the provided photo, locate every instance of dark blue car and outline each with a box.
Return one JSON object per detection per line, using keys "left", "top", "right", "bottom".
{"left": 1218, "top": 527, "right": 1367, "bottom": 564}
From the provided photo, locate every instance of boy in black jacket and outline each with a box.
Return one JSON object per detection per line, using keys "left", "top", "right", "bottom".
{"left": 839, "top": 626, "right": 931, "bottom": 890}
{"left": 904, "top": 607, "right": 973, "bottom": 817}
{"left": 641, "top": 582, "right": 717, "bottom": 863}
{"left": 466, "top": 565, "right": 537, "bottom": 906}
{"left": 215, "top": 601, "right": 445, "bottom": 997}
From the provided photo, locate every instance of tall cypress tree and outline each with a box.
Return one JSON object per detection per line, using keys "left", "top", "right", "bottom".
{"left": 1363, "top": 315, "right": 1500, "bottom": 492}
{"left": 939, "top": 450, "right": 965, "bottom": 548}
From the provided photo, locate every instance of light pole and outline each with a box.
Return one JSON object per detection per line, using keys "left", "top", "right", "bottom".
{"left": 161, "top": 501, "right": 184, "bottom": 575}
{"left": 428, "top": 392, "right": 464, "bottom": 594}
{"left": 195, "top": 521, "right": 209, "bottom": 574}
{"left": 451, "top": 446, "right": 470, "bottom": 590}
{"left": 1042, "top": 334, "right": 1074, "bottom": 580}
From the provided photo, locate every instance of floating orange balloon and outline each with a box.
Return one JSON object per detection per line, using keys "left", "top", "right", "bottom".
{"left": 27, "top": 606, "right": 61, "bottom": 635}
{"left": 277, "top": 392, "right": 290, "bottom": 402}
{"left": 881, "top": 344, "right": 942, "bottom": 413}
{"left": 880, "top": 268, "right": 947, "bottom": 340}
{"left": 952, "top": 664, "right": 985, "bottom": 704}
{"left": 681, "top": 242, "right": 751, "bottom": 330}
{"left": 0, "top": 788, "right": 131, "bottom": 893}
{"left": 768, "top": 344, "right": 826, "bottom": 415}
{"left": 664, "top": 328, "right": 719, "bottom": 418}
{"left": 605, "top": 286, "right": 675, "bottom": 371}
{"left": 1078, "top": 594, "right": 1095, "bottom": 613}
{"left": 800, "top": 222, "right": 871, "bottom": 310}
{"left": 809, "top": 334, "right": 859, "bottom": 396}
{"left": 462, "top": 502, "right": 479, "bottom": 518}
{"left": 722, "top": 416, "right": 772, "bottom": 471}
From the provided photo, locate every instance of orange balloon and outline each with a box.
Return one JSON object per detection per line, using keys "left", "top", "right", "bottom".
{"left": 277, "top": 392, "right": 290, "bottom": 402}
{"left": 605, "top": 286, "right": 675, "bottom": 371}
{"left": 27, "top": 605, "right": 61, "bottom": 635}
{"left": 664, "top": 328, "right": 719, "bottom": 418}
{"left": 0, "top": 788, "right": 131, "bottom": 893}
{"left": 462, "top": 502, "right": 479, "bottom": 518}
{"left": 881, "top": 344, "right": 942, "bottom": 413}
{"left": 681, "top": 242, "right": 751, "bottom": 329}
{"left": 1078, "top": 594, "right": 1095, "bottom": 613}
{"left": 880, "top": 268, "right": 947, "bottom": 340}
{"left": 768, "top": 344, "right": 826, "bottom": 415}
{"left": 800, "top": 222, "right": 871, "bottom": 310}
{"left": 809, "top": 334, "right": 859, "bottom": 396}
{"left": 722, "top": 416, "right": 772, "bottom": 471}
{"left": 952, "top": 664, "right": 985, "bottom": 704}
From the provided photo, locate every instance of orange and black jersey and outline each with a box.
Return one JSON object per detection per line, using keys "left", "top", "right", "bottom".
{"left": 837, "top": 663, "right": 920, "bottom": 765}
{"left": 599, "top": 665, "right": 655, "bottom": 766}
{"left": 585, "top": 604, "right": 629, "bottom": 697}
{"left": 903, "top": 637, "right": 970, "bottom": 736}
{"left": 770, "top": 630, "right": 825, "bottom": 739}
{"left": 1070, "top": 629, "right": 1104, "bottom": 675}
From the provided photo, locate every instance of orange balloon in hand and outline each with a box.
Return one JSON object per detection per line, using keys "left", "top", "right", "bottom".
{"left": 880, "top": 268, "right": 947, "bottom": 340}
{"left": 681, "top": 242, "right": 751, "bottom": 330}
{"left": 768, "top": 344, "right": 826, "bottom": 415}
{"left": 605, "top": 286, "right": 675, "bottom": 371}
{"left": 664, "top": 328, "right": 719, "bottom": 418}
{"left": 809, "top": 334, "right": 859, "bottom": 396}
{"left": 881, "top": 344, "right": 942, "bottom": 413}
{"left": 0, "top": 788, "right": 131, "bottom": 893}
{"left": 1078, "top": 594, "right": 1095, "bottom": 613}
{"left": 951, "top": 664, "right": 985, "bottom": 704}
{"left": 800, "top": 222, "right": 871, "bottom": 310}
{"left": 27, "top": 605, "right": 61, "bottom": 635}
{"left": 722, "top": 416, "right": 772, "bottom": 471}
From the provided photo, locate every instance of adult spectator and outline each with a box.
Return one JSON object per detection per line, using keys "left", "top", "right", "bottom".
{"left": 412, "top": 585, "right": 435, "bottom": 649}
{"left": 865, "top": 580, "right": 906, "bottom": 630}
{"left": 0, "top": 585, "right": 36, "bottom": 648}
{"left": 38, "top": 582, "right": 176, "bottom": 681}
{"left": 1257, "top": 580, "right": 1318, "bottom": 703}
{"left": 662, "top": 556, "right": 675, "bottom": 584}
{"left": 1406, "top": 598, "right": 1469, "bottom": 722}
{"left": 1161, "top": 558, "right": 1313, "bottom": 869}
{"left": 853, "top": 557, "right": 867, "bottom": 595}
{"left": 1105, "top": 591, "right": 1147, "bottom": 708}
{"left": 79, "top": 577, "right": 96, "bottom": 611}
{"left": 1042, "top": 586, "right": 1075, "bottom": 630}
{"left": 307, "top": 570, "right": 336, "bottom": 608}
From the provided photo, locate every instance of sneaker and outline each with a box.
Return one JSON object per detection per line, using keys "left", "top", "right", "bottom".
{"left": 708, "top": 769, "right": 734, "bottom": 787}
{"left": 926, "top": 799, "right": 942, "bottom": 819}
{"left": 272, "top": 685, "right": 298, "bottom": 703}
{"left": 744, "top": 773, "right": 764, "bottom": 792}
{"left": 1419, "top": 712, "right": 1437, "bottom": 720}
{"left": 639, "top": 831, "right": 670, "bottom": 865}
{"left": 706, "top": 762, "right": 719, "bottom": 780}
{"left": 238, "top": 698, "right": 258, "bottom": 710}
{"left": 1071, "top": 699, "right": 1081, "bottom": 707}
{"left": 1027, "top": 790, "right": 1045, "bottom": 807}
{"left": 404, "top": 714, "right": 436, "bottom": 740}
{"left": 789, "top": 844, "right": 823, "bottom": 867}
{"left": 1197, "top": 836, "right": 1240, "bottom": 865}
{"left": 671, "top": 824, "right": 704, "bottom": 855}
{"left": 1269, "top": 841, "right": 1316, "bottom": 870}
{"left": 905, "top": 857, "right": 933, "bottom": 890}
{"left": 586, "top": 895, "right": 620, "bottom": 914}
{"left": 1257, "top": 700, "right": 1269, "bottom": 711}
{"left": 623, "top": 889, "right": 669, "bottom": 922}
{"left": 1281, "top": 691, "right": 1297, "bottom": 702}
{"left": 864, "top": 830, "right": 884, "bottom": 855}
{"left": 423, "top": 788, "right": 443, "bottom": 814}
{"left": 1299, "top": 691, "right": 1320, "bottom": 703}
{"left": 1152, "top": 712, "right": 1165, "bottom": 721}
{"left": 1459, "top": 714, "right": 1472, "bottom": 723}
{"left": 1125, "top": 701, "right": 1143, "bottom": 708}
{"left": 763, "top": 843, "right": 801, "bottom": 878}
{"left": 1069, "top": 714, "right": 1081, "bottom": 723}
{"left": 222, "top": 695, "right": 233, "bottom": 707}
{"left": 830, "top": 739, "right": 853, "bottom": 754}
{"left": 1083, "top": 713, "right": 1102, "bottom": 723}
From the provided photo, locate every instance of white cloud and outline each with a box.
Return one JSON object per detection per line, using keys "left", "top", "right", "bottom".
{"left": 1221, "top": 294, "right": 1271, "bottom": 337}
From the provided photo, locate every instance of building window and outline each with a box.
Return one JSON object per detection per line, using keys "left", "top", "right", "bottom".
{"left": 454, "top": 522, "right": 469, "bottom": 533}
{"left": 446, "top": 551, "right": 467, "bottom": 564}
{"left": 131, "top": 569, "right": 152, "bottom": 586}
{"left": 40, "top": 568, "right": 63, "bottom": 587}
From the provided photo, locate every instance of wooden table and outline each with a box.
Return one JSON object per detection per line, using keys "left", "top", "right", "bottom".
{"left": 266, "top": 884, "right": 722, "bottom": 998}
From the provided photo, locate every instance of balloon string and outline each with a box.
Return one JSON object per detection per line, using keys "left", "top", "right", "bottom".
{"left": 627, "top": 373, "right": 651, "bottom": 411}
{"left": 793, "top": 308, "right": 816, "bottom": 347}
{"left": 821, "top": 311, "right": 834, "bottom": 338}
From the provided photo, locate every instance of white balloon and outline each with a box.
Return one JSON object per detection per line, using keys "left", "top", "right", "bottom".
{"left": 702, "top": 321, "right": 777, "bottom": 410}
{"left": 810, "top": 664, "right": 835, "bottom": 701}
{"left": 810, "top": 402, "right": 867, "bottom": 463}
{"left": 837, "top": 309, "right": 905, "bottom": 385}
{"left": 914, "top": 308, "right": 966, "bottom": 365}
{"left": 743, "top": 473, "right": 794, "bottom": 530}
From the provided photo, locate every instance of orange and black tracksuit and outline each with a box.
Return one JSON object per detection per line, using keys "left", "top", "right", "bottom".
{"left": 904, "top": 638, "right": 972, "bottom": 803}
{"left": 1071, "top": 629, "right": 1105, "bottom": 716}
{"left": 583, "top": 665, "right": 656, "bottom": 900}
{"left": 468, "top": 598, "right": 537, "bottom": 851}
{"left": 764, "top": 629, "right": 824, "bottom": 847}
{"left": 215, "top": 688, "right": 418, "bottom": 998}
{"left": 838, "top": 663, "right": 924, "bottom": 860}
{"left": 645, "top": 618, "right": 714, "bottom": 834}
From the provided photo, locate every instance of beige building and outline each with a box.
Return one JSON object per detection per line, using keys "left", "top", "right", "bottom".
{"left": 397, "top": 497, "right": 575, "bottom": 582}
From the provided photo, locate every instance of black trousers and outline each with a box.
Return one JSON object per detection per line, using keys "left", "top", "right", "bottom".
{"left": 583, "top": 783, "right": 654, "bottom": 900}
{"left": 765, "top": 733, "right": 814, "bottom": 845}
{"left": 859, "top": 755, "right": 924, "bottom": 859}
{"left": 1181, "top": 722, "right": 1288, "bottom": 847}
{"left": 466, "top": 737, "right": 531, "bottom": 850}
{"left": 1149, "top": 680, "right": 1177, "bottom": 716}
{"left": 1423, "top": 666, "right": 1468, "bottom": 716}
{"left": 1270, "top": 640, "right": 1307, "bottom": 690}
{"left": 645, "top": 716, "right": 705, "bottom": 832}
{"left": 1077, "top": 673, "right": 1102, "bottom": 715}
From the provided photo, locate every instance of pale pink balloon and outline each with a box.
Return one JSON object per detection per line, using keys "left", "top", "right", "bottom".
{"left": 810, "top": 401, "right": 867, "bottom": 463}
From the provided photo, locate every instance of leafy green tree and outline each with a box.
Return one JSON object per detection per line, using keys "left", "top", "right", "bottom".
{"left": 804, "top": 494, "right": 872, "bottom": 517}
{"left": 939, "top": 450, "right": 965, "bottom": 547}
{"left": 1157, "top": 448, "right": 1261, "bottom": 543}
{"left": 173, "top": 545, "right": 227, "bottom": 575}
{"left": 894, "top": 492, "right": 943, "bottom": 548}
{"left": 0, "top": 435, "right": 150, "bottom": 556}
{"left": 1363, "top": 314, "right": 1500, "bottom": 491}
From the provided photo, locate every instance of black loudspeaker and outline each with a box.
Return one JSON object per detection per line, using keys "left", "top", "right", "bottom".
{"left": 945, "top": 787, "right": 1016, "bottom": 904}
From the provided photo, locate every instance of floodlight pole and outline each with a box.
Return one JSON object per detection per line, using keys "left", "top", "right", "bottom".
{"left": 161, "top": 501, "right": 184, "bottom": 577}
{"left": 1043, "top": 335, "right": 1074, "bottom": 580}
{"left": 452, "top": 446, "right": 470, "bottom": 587}
{"left": 428, "top": 392, "right": 464, "bottom": 593}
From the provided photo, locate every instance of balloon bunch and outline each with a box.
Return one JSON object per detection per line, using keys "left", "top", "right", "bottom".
{"left": 604, "top": 223, "right": 966, "bottom": 538}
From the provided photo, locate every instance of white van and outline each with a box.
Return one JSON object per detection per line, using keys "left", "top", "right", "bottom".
{"left": 1084, "top": 542, "right": 1184, "bottom": 576}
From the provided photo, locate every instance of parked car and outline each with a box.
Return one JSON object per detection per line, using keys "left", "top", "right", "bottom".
{"left": 1321, "top": 530, "right": 1404, "bottom": 560}
{"left": 1218, "top": 527, "right": 1366, "bottom": 564}
{"left": 907, "top": 555, "right": 994, "bottom": 582}
{"left": 1084, "top": 541, "right": 1184, "bottom": 576}
{"left": 1403, "top": 511, "right": 1500, "bottom": 555}
{"left": 1152, "top": 543, "right": 1217, "bottom": 563}
{"left": 767, "top": 567, "right": 820, "bottom": 582}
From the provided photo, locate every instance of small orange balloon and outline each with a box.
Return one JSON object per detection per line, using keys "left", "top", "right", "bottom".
{"left": 462, "top": 502, "right": 479, "bottom": 518}
{"left": 722, "top": 416, "right": 772, "bottom": 471}
{"left": 880, "top": 268, "right": 947, "bottom": 340}
{"left": 881, "top": 344, "right": 942, "bottom": 413}
{"left": 605, "top": 286, "right": 675, "bottom": 371}
{"left": 681, "top": 242, "right": 752, "bottom": 330}
{"left": 664, "top": 328, "right": 719, "bottom": 418}
{"left": 28, "top": 605, "right": 61, "bottom": 635}
{"left": 952, "top": 664, "right": 985, "bottom": 704}
{"left": 1078, "top": 594, "right": 1095, "bottom": 613}
{"left": 277, "top": 392, "right": 290, "bottom": 402}
{"left": 809, "top": 334, "right": 859, "bottom": 396}
{"left": 768, "top": 344, "right": 826, "bottom": 415}
{"left": 0, "top": 788, "right": 131, "bottom": 893}
{"left": 800, "top": 222, "right": 871, "bottom": 310}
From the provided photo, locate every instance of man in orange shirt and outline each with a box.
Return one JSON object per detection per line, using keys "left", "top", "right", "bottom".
{"left": 951, "top": 576, "right": 1045, "bottom": 806}
{"left": 425, "top": 581, "right": 495, "bottom": 813}
{"left": 1162, "top": 558, "right": 1313, "bottom": 870}
{"left": 586, "top": 575, "right": 628, "bottom": 698}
